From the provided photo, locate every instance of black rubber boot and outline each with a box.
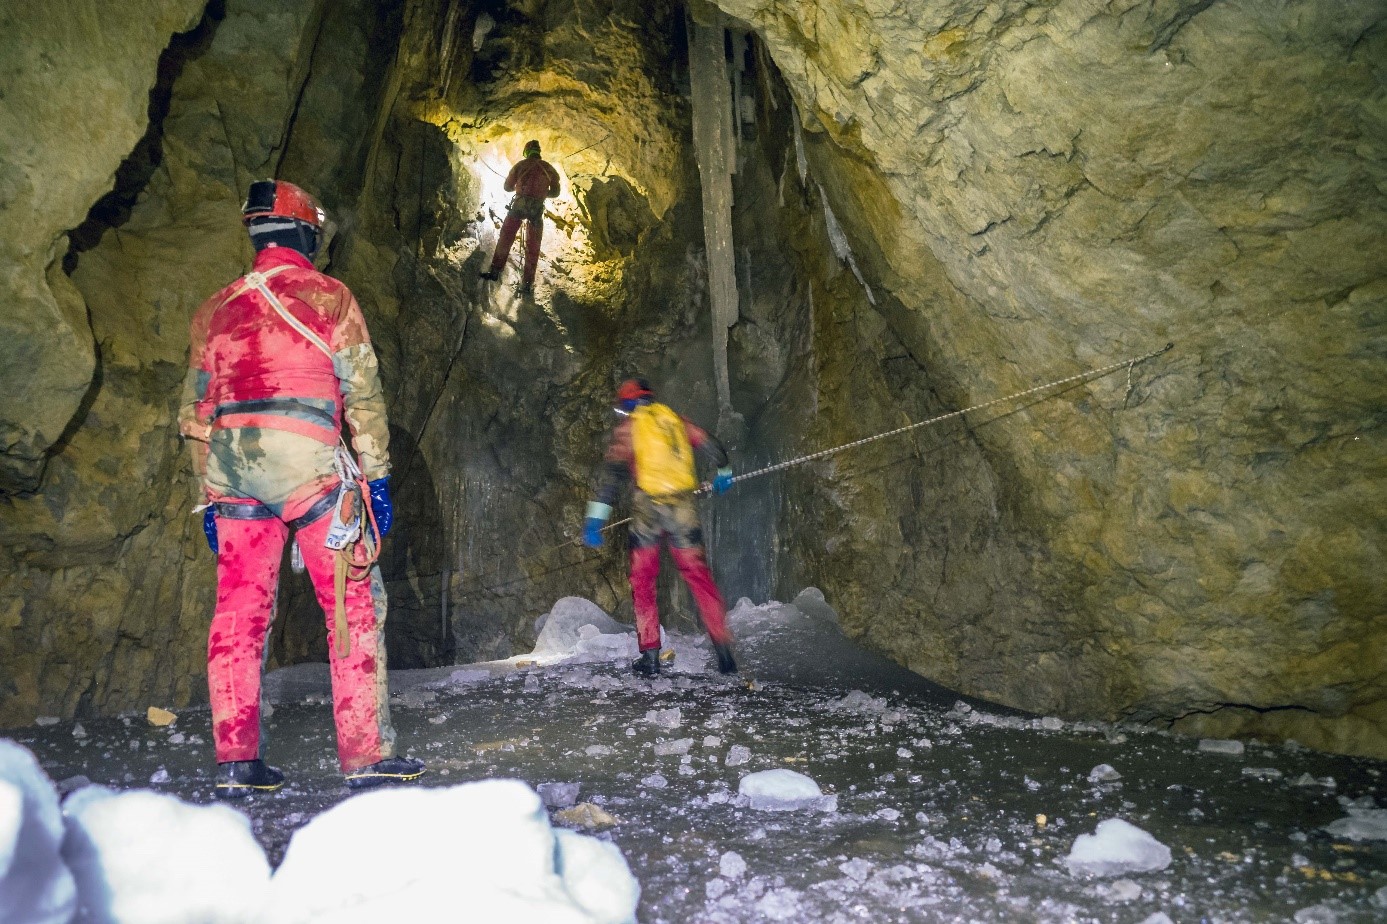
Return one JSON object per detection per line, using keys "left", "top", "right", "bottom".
{"left": 215, "top": 759, "right": 285, "bottom": 800}
{"left": 345, "top": 756, "right": 426, "bottom": 791}
{"left": 631, "top": 649, "right": 661, "bottom": 676}
{"left": 713, "top": 642, "right": 738, "bottom": 675}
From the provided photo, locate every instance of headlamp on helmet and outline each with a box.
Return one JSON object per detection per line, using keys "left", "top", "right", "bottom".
{"left": 242, "top": 179, "right": 327, "bottom": 258}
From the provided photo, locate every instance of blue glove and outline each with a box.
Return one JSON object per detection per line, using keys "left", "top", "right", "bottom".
{"left": 713, "top": 467, "right": 734, "bottom": 495}
{"left": 202, "top": 506, "right": 218, "bottom": 553}
{"left": 582, "top": 518, "right": 606, "bottom": 548}
{"left": 582, "top": 501, "right": 612, "bottom": 548}
{"left": 367, "top": 476, "right": 393, "bottom": 538}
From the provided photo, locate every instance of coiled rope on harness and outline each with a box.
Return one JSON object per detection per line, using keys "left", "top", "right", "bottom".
{"left": 457, "top": 343, "right": 1174, "bottom": 596}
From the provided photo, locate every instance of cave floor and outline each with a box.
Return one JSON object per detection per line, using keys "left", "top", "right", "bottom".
{"left": 9, "top": 600, "right": 1386, "bottom": 923}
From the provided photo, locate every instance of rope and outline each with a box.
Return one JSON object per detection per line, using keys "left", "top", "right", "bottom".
{"left": 456, "top": 343, "right": 1173, "bottom": 596}
{"left": 718, "top": 342, "right": 1174, "bottom": 490}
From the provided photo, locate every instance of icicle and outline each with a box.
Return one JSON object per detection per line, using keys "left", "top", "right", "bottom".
{"left": 688, "top": 13, "right": 740, "bottom": 433}
{"left": 793, "top": 105, "right": 808, "bottom": 187}
{"left": 820, "top": 187, "right": 877, "bottom": 306}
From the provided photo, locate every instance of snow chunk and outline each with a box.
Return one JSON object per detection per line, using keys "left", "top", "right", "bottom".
{"left": 1088, "top": 764, "right": 1122, "bottom": 783}
{"left": 756, "top": 886, "right": 803, "bottom": 920}
{"left": 1322, "top": 806, "right": 1387, "bottom": 842}
{"left": 826, "top": 691, "right": 887, "bottom": 714}
{"left": 537, "top": 782, "right": 581, "bottom": 809}
{"left": 533, "top": 597, "right": 630, "bottom": 660}
{"left": 553, "top": 829, "right": 641, "bottom": 924}
{"left": 1197, "top": 738, "right": 1245, "bottom": 755}
{"left": 1064, "top": 818, "right": 1172, "bottom": 878}
{"left": 63, "top": 786, "right": 269, "bottom": 923}
{"left": 738, "top": 769, "right": 837, "bottom": 813}
{"left": 725, "top": 745, "right": 752, "bottom": 767}
{"left": 0, "top": 740, "right": 76, "bottom": 924}
{"left": 653, "top": 738, "right": 693, "bottom": 757}
{"left": 719, "top": 850, "right": 747, "bottom": 879}
{"left": 645, "top": 708, "right": 682, "bottom": 730}
{"left": 262, "top": 779, "right": 637, "bottom": 923}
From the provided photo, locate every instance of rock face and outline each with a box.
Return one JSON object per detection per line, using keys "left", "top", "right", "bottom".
{"left": 0, "top": 1, "right": 204, "bottom": 493}
{"left": 706, "top": 0, "right": 1387, "bottom": 755}
{"left": 0, "top": 0, "right": 1383, "bottom": 758}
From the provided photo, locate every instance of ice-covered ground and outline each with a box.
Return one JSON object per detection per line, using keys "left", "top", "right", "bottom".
{"left": 4, "top": 589, "right": 1387, "bottom": 922}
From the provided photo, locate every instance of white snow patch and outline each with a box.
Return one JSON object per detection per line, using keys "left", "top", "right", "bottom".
{"left": 1198, "top": 738, "right": 1245, "bottom": 756}
{"left": 0, "top": 740, "right": 76, "bottom": 924}
{"left": 261, "top": 779, "right": 637, "bottom": 923}
{"left": 1322, "top": 806, "right": 1387, "bottom": 842}
{"left": 63, "top": 786, "right": 269, "bottom": 923}
{"left": 826, "top": 691, "right": 888, "bottom": 715}
{"left": 1088, "top": 764, "right": 1122, "bottom": 783}
{"left": 1064, "top": 818, "right": 1172, "bottom": 878}
{"left": 724, "top": 745, "right": 752, "bottom": 767}
{"left": 738, "top": 769, "right": 837, "bottom": 813}
{"left": 653, "top": 739, "right": 693, "bottom": 757}
{"left": 645, "top": 708, "right": 682, "bottom": 730}
{"left": 553, "top": 829, "right": 642, "bottom": 924}
{"left": 719, "top": 850, "right": 747, "bottom": 879}
{"left": 532, "top": 598, "right": 631, "bottom": 661}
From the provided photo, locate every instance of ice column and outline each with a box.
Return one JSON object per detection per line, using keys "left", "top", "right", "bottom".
{"left": 687, "top": 13, "right": 740, "bottom": 434}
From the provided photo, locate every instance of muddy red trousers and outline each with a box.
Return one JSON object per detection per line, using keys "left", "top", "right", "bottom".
{"left": 488, "top": 213, "right": 543, "bottom": 285}
{"left": 629, "top": 545, "right": 731, "bottom": 652}
{"left": 208, "top": 493, "right": 393, "bottom": 773}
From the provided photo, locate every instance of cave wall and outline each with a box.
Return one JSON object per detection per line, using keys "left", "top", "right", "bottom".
{"left": 706, "top": 0, "right": 1387, "bottom": 755}
{"left": 0, "top": 0, "right": 405, "bottom": 724}
{"left": 0, "top": 0, "right": 1383, "bottom": 760}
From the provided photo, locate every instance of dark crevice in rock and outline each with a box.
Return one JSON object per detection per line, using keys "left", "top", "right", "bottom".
{"left": 1148, "top": 0, "right": 1219, "bottom": 54}
{"left": 62, "top": 0, "right": 225, "bottom": 274}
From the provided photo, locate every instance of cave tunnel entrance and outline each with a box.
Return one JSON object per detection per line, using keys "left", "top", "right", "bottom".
{"left": 268, "top": 0, "right": 831, "bottom": 675}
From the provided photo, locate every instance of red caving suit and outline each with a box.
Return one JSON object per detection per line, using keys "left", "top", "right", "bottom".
{"left": 179, "top": 245, "right": 396, "bottom": 772}
{"left": 486, "top": 155, "right": 561, "bottom": 286}
{"left": 594, "top": 404, "right": 732, "bottom": 653}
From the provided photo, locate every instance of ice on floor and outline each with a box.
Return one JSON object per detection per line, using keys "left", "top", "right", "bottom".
{"left": 1064, "top": 818, "right": 1172, "bottom": 877}
{"left": 1088, "top": 764, "right": 1122, "bottom": 783}
{"left": 261, "top": 779, "right": 637, "bottom": 923}
{"left": 0, "top": 740, "right": 76, "bottom": 924}
{"left": 533, "top": 597, "right": 633, "bottom": 660}
{"left": 738, "top": 769, "right": 837, "bottom": 813}
{"left": 1197, "top": 738, "right": 1245, "bottom": 756}
{"left": 62, "top": 785, "right": 269, "bottom": 923}
{"left": 1322, "top": 804, "right": 1387, "bottom": 841}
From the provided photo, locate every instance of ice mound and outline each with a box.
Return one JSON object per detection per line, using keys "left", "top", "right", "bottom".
{"left": 738, "top": 769, "right": 837, "bottom": 813}
{"left": 62, "top": 785, "right": 270, "bottom": 923}
{"left": 0, "top": 740, "right": 76, "bottom": 924}
{"left": 261, "top": 779, "right": 638, "bottom": 924}
{"left": 532, "top": 597, "right": 630, "bottom": 658}
{"left": 1064, "top": 818, "right": 1172, "bottom": 877}
{"left": 1323, "top": 801, "right": 1387, "bottom": 842}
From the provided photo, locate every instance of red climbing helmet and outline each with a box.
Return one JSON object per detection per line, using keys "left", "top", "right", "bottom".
{"left": 617, "top": 378, "right": 654, "bottom": 403}
{"left": 242, "top": 179, "right": 326, "bottom": 229}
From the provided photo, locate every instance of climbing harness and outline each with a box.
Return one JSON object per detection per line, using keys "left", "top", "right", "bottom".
{"left": 204, "top": 265, "right": 383, "bottom": 656}
{"left": 456, "top": 343, "right": 1174, "bottom": 597}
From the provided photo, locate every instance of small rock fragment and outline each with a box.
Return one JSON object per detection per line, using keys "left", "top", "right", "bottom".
{"left": 554, "top": 802, "right": 619, "bottom": 829}
{"left": 146, "top": 707, "right": 177, "bottom": 727}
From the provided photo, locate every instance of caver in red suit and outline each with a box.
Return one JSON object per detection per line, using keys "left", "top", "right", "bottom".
{"left": 479, "top": 139, "right": 561, "bottom": 290}
{"left": 178, "top": 180, "right": 423, "bottom": 798}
